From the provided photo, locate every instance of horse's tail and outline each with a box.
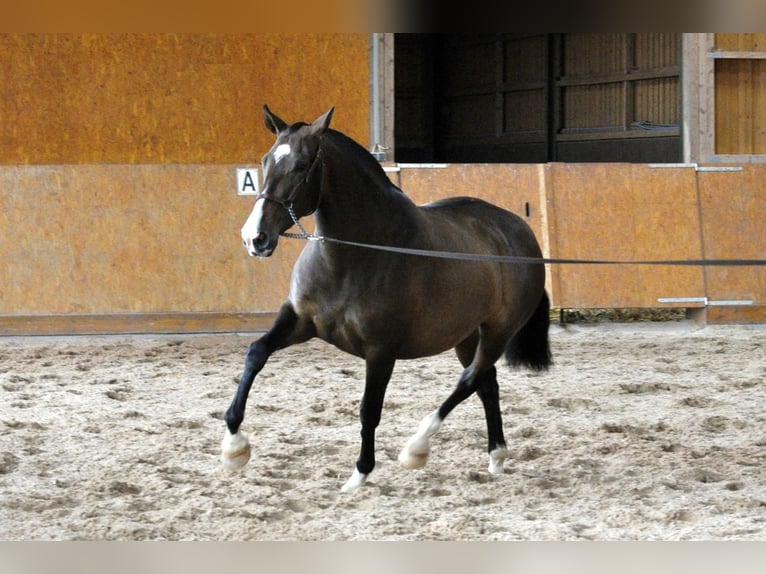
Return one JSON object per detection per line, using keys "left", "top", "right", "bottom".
{"left": 505, "top": 290, "right": 552, "bottom": 372}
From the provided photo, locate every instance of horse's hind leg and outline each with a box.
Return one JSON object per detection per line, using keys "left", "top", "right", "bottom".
{"left": 454, "top": 335, "right": 508, "bottom": 473}
{"left": 475, "top": 367, "right": 509, "bottom": 474}
{"left": 396, "top": 334, "right": 474, "bottom": 471}
{"left": 399, "top": 330, "right": 507, "bottom": 473}
{"left": 221, "top": 302, "right": 315, "bottom": 471}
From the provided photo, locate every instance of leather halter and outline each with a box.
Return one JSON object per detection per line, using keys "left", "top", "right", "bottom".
{"left": 254, "top": 148, "right": 322, "bottom": 212}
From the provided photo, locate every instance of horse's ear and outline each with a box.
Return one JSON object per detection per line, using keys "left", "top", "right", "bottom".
{"left": 263, "top": 105, "right": 288, "bottom": 134}
{"left": 309, "top": 106, "right": 334, "bottom": 137}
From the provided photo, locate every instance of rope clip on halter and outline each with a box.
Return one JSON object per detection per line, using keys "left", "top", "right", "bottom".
{"left": 284, "top": 202, "right": 323, "bottom": 242}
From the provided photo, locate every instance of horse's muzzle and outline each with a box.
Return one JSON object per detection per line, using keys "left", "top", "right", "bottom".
{"left": 243, "top": 231, "right": 276, "bottom": 257}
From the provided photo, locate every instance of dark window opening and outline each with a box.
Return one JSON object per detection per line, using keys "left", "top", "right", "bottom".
{"left": 394, "top": 33, "right": 681, "bottom": 163}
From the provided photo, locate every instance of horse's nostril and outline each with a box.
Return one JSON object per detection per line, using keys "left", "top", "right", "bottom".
{"left": 254, "top": 232, "right": 268, "bottom": 249}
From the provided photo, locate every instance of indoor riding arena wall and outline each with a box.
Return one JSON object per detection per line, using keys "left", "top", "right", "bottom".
{"left": 390, "top": 163, "right": 765, "bottom": 326}
{"left": 0, "top": 34, "right": 369, "bottom": 335}
{"left": 1, "top": 34, "right": 763, "bottom": 336}
{"left": 0, "top": 34, "right": 370, "bottom": 164}
{"left": 2, "top": 161, "right": 762, "bottom": 335}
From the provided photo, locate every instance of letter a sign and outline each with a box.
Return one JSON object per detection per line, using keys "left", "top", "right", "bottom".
{"left": 236, "top": 168, "right": 260, "bottom": 196}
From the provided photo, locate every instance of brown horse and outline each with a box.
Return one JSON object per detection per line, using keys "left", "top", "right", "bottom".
{"left": 223, "top": 106, "right": 552, "bottom": 491}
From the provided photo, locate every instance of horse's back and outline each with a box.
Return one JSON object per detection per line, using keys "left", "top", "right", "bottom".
{"left": 419, "top": 196, "right": 541, "bottom": 257}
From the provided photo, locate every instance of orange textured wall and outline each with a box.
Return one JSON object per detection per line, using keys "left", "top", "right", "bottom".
{"left": 0, "top": 34, "right": 370, "bottom": 334}
{"left": 546, "top": 163, "right": 706, "bottom": 308}
{"left": 2, "top": 161, "right": 764, "bottom": 334}
{"left": 0, "top": 34, "right": 369, "bottom": 164}
{"left": 0, "top": 165, "right": 299, "bottom": 316}
{"left": 394, "top": 164, "right": 546, "bottom": 241}
{"left": 698, "top": 166, "right": 766, "bottom": 305}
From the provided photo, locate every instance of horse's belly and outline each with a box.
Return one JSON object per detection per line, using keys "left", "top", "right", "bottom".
{"left": 395, "top": 315, "right": 481, "bottom": 359}
{"left": 318, "top": 324, "right": 362, "bottom": 357}
{"left": 302, "top": 306, "right": 368, "bottom": 358}
{"left": 309, "top": 303, "right": 458, "bottom": 360}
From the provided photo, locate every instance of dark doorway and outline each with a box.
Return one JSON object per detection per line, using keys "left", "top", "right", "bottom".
{"left": 394, "top": 34, "right": 681, "bottom": 163}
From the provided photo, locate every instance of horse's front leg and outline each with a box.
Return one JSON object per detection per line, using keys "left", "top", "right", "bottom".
{"left": 221, "top": 302, "right": 315, "bottom": 471}
{"left": 341, "top": 355, "right": 395, "bottom": 492}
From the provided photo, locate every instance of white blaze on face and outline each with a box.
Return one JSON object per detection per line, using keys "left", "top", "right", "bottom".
{"left": 241, "top": 196, "right": 267, "bottom": 255}
{"left": 241, "top": 143, "right": 291, "bottom": 255}
{"left": 273, "top": 143, "right": 291, "bottom": 164}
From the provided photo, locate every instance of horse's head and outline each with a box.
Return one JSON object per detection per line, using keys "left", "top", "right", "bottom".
{"left": 241, "top": 105, "right": 334, "bottom": 257}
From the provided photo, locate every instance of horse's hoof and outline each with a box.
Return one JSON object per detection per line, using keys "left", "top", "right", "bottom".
{"left": 340, "top": 468, "right": 368, "bottom": 492}
{"left": 398, "top": 445, "right": 429, "bottom": 469}
{"left": 221, "top": 431, "right": 251, "bottom": 471}
{"left": 399, "top": 410, "right": 440, "bottom": 469}
{"left": 488, "top": 446, "right": 509, "bottom": 475}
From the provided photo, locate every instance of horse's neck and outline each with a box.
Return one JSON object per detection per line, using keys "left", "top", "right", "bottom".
{"left": 315, "top": 149, "right": 416, "bottom": 243}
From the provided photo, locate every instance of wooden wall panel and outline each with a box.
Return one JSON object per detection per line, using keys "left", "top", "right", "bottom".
{"left": 559, "top": 33, "right": 679, "bottom": 132}
{"left": 0, "top": 165, "right": 301, "bottom": 318}
{"left": 546, "top": 163, "right": 705, "bottom": 308}
{"left": 395, "top": 164, "right": 546, "bottom": 241}
{"left": 2, "top": 161, "right": 764, "bottom": 334}
{"left": 714, "top": 33, "right": 766, "bottom": 51}
{"left": 715, "top": 59, "right": 766, "bottom": 154}
{"left": 0, "top": 34, "right": 369, "bottom": 334}
{"left": 0, "top": 34, "right": 369, "bottom": 164}
{"left": 714, "top": 33, "right": 766, "bottom": 155}
{"left": 395, "top": 163, "right": 550, "bottom": 296}
{"left": 698, "top": 165, "right": 766, "bottom": 308}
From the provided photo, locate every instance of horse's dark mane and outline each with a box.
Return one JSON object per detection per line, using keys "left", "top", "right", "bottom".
{"left": 322, "top": 128, "right": 405, "bottom": 194}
